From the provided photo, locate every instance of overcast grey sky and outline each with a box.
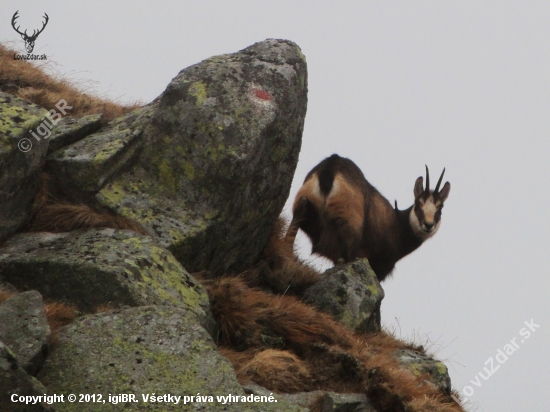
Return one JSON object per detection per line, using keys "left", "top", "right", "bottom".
{"left": 2, "top": 2, "right": 549, "bottom": 410}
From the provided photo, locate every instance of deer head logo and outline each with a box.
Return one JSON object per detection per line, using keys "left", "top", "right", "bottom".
{"left": 11, "top": 11, "right": 49, "bottom": 54}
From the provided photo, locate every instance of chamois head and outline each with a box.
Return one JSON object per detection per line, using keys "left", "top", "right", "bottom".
{"left": 410, "top": 165, "right": 451, "bottom": 240}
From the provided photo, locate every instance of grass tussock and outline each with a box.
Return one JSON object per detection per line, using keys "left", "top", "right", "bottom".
{"left": 0, "top": 42, "right": 141, "bottom": 122}
{"left": 221, "top": 348, "right": 312, "bottom": 393}
{"left": 43, "top": 301, "right": 78, "bottom": 344}
{"left": 28, "top": 173, "right": 150, "bottom": 236}
{"left": 30, "top": 202, "right": 150, "bottom": 235}
{"left": 242, "top": 217, "right": 320, "bottom": 295}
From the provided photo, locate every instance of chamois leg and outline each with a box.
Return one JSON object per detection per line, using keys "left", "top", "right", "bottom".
{"left": 283, "top": 196, "right": 308, "bottom": 251}
{"left": 319, "top": 217, "right": 362, "bottom": 265}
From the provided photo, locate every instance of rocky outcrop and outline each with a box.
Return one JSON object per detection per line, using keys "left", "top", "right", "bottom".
{"left": 0, "top": 39, "right": 460, "bottom": 412}
{"left": 0, "top": 93, "right": 49, "bottom": 242}
{"left": 47, "top": 39, "right": 308, "bottom": 275}
{"left": 0, "top": 229, "right": 214, "bottom": 335}
{"left": 304, "top": 259, "right": 384, "bottom": 333}
{"left": 38, "top": 306, "right": 306, "bottom": 412}
{"left": 0, "top": 291, "right": 50, "bottom": 375}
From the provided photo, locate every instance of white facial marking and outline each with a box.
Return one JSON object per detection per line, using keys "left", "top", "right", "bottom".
{"left": 409, "top": 199, "right": 441, "bottom": 240}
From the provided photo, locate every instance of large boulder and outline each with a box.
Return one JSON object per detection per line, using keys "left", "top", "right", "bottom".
{"left": 0, "top": 93, "right": 49, "bottom": 242}
{"left": 38, "top": 306, "right": 306, "bottom": 412}
{"left": 47, "top": 39, "right": 308, "bottom": 274}
{"left": 0, "top": 229, "right": 213, "bottom": 334}
{"left": 0, "top": 291, "right": 50, "bottom": 376}
{"left": 303, "top": 259, "right": 384, "bottom": 333}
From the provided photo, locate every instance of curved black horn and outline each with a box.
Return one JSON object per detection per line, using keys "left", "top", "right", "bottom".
{"left": 425, "top": 165, "right": 430, "bottom": 192}
{"left": 434, "top": 168, "right": 446, "bottom": 194}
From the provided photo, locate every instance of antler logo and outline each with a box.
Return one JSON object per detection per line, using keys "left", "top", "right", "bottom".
{"left": 11, "top": 11, "right": 49, "bottom": 54}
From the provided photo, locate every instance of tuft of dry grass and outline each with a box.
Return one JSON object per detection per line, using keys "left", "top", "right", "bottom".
{"left": 0, "top": 288, "right": 16, "bottom": 304}
{"left": 44, "top": 301, "right": 78, "bottom": 338}
{"left": 30, "top": 202, "right": 150, "bottom": 235}
{"left": 221, "top": 348, "right": 312, "bottom": 393}
{"left": 0, "top": 42, "right": 141, "bottom": 122}
{"left": 242, "top": 217, "right": 320, "bottom": 295}
{"left": 27, "top": 173, "right": 150, "bottom": 236}
{"left": 201, "top": 276, "right": 352, "bottom": 352}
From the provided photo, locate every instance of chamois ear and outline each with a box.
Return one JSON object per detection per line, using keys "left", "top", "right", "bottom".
{"left": 414, "top": 176, "right": 424, "bottom": 198}
{"left": 438, "top": 182, "right": 451, "bottom": 203}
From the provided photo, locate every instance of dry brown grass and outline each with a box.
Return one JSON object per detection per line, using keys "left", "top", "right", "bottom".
{"left": 221, "top": 348, "right": 312, "bottom": 393}
{"left": 27, "top": 173, "right": 150, "bottom": 236}
{"left": 30, "top": 202, "right": 150, "bottom": 235}
{"left": 0, "top": 288, "right": 16, "bottom": 304}
{"left": 44, "top": 301, "right": 78, "bottom": 344}
{"left": 198, "top": 218, "right": 465, "bottom": 412}
{"left": 242, "top": 217, "right": 320, "bottom": 295}
{"left": 0, "top": 42, "right": 141, "bottom": 122}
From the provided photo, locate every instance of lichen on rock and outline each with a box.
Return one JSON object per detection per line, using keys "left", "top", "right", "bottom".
{"left": 0, "top": 229, "right": 214, "bottom": 334}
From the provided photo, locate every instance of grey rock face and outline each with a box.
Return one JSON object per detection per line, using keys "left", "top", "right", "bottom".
{"left": 0, "top": 92, "right": 49, "bottom": 242}
{"left": 303, "top": 259, "right": 384, "bottom": 333}
{"left": 46, "top": 113, "right": 103, "bottom": 154}
{"left": 0, "top": 291, "right": 50, "bottom": 376}
{"left": 47, "top": 105, "right": 155, "bottom": 200}
{"left": 38, "top": 306, "right": 305, "bottom": 412}
{"left": 0, "top": 341, "right": 54, "bottom": 412}
{"left": 0, "top": 229, "right": 213, "bottom": 335}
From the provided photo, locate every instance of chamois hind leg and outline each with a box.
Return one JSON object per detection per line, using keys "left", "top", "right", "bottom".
{"left": 318, "top": 217, "right": 362, "bottom": 265}
{"left": 283, "top": 196, "right": 308, "bottom": 252}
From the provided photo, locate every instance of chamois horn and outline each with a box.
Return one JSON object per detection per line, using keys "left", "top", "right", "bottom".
{"left": 434, "top": 168, "right": 446, "bottom": 194}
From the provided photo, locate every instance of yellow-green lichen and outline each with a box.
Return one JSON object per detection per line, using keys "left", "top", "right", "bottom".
{"left": 158, "top": 160, "right": 177, "bottom": 192}
{"left": 189, "top": 81, "right": 208, "bottom": 106}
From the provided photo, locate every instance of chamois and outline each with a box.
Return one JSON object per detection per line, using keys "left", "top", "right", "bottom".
{"left": 286, "top": 154, "right": 450, "bottom": 281}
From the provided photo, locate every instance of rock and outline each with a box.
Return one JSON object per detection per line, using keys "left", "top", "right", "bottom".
{"left": 0, "top": 92, "right": 49, "bottom": 242}
{"left": 0, "top": 341, "right": 54, "bottom": 412}
{"left": 0, "top": 229, "right": 214, "bottom": 335}
{"left": 39, "top": 306, "right": 306, "bottom": 412}
{"left": 47, "top": 106, "right": 155, "bottom": 199}
{"left": 244, "top": 382, "right": 376, "bottom": 412}
{"left": 0, "top": 291, "right": 50, "bottom": 375}
{"left": 46, "top": 39, "right": 308, "bottom": 275}
{"left": 396, "top": 349, "right": 452, "bottom": 394}
{"left": 46, "top": 113, "right": 103, "bottom": 154}
{"left": 303, "top": 259, "right": 384, "bottom": 333}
